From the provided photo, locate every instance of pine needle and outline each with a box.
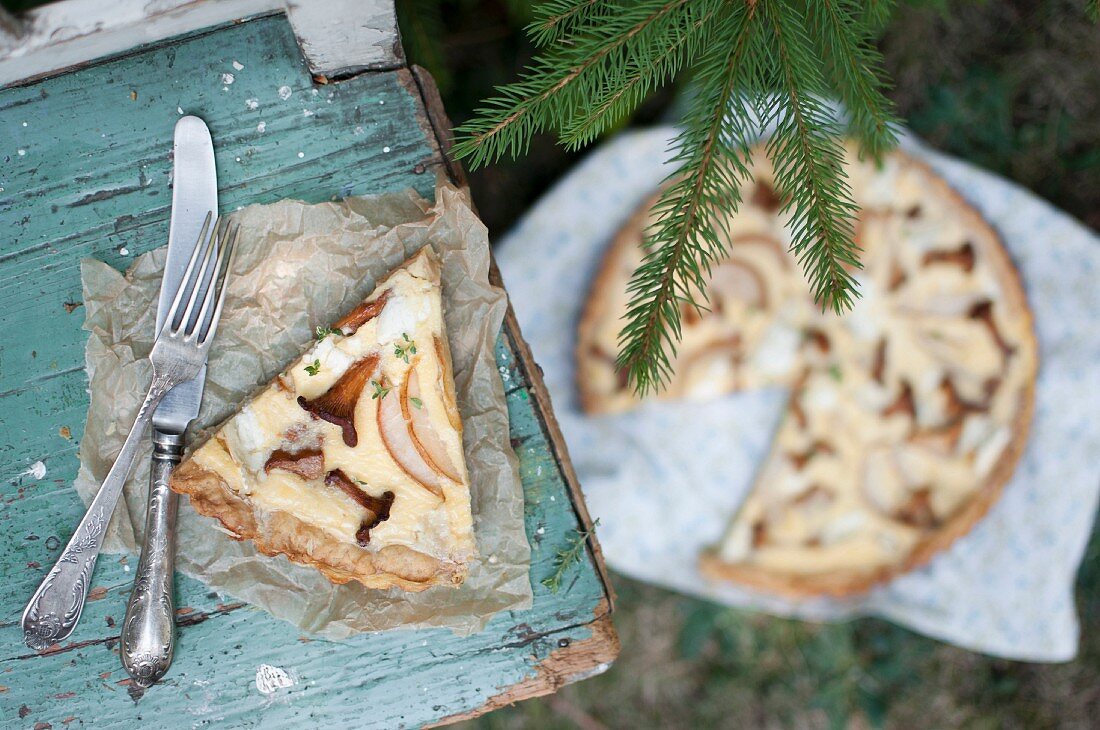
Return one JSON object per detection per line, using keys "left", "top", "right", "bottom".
{"left": 527, "top": 0, "right": 608, "bottom": 47}
{"left": 542, "top": 518, "right": 600, "bottom": 593}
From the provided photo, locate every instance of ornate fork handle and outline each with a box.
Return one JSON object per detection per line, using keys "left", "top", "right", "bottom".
{"left": 21, "top": 373, "right": 174, "bottom": 651}
{"left": 121, "top": 431, "right": 182, "bottom": 686}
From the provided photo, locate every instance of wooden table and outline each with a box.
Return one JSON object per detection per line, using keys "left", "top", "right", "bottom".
{"left": 0, "top": 5, "right": 617, "bottom": 727}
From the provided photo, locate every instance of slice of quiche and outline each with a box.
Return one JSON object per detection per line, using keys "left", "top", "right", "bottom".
{"left": 170, "top": 247, "right": 476, "bottom": 591}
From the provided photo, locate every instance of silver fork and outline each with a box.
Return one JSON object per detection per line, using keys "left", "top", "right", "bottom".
{"left": 22, "top": 215, "right": 238, "bottom": 651}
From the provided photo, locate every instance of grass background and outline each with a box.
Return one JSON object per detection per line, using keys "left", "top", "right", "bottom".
{"left": 391, "top": 1, "right": 1100, "bottom": 728}
{"left": 4, "top": 0, "right": 1096, "bottom": 726}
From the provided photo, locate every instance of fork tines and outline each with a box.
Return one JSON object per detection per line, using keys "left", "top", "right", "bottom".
{"left": 164, "top": 212, "right": 239, "bottom": 346}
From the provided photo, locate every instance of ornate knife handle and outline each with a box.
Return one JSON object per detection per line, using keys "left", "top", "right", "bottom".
{"left": 121, "top": 431, "right": 182, "bottom": 687}
{"left": 21, "top": 374, "right": 173, "bottom": 651}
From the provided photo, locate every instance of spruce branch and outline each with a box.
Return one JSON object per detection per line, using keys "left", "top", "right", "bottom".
{"left": 542, "top": 518, "right": 600, "bottom": 593}
{"left": 452, "top": 0, "right": 696, "bottom": 168}
{"left": 617, "top": 3, "right": 761, "bottom": 393}
{"left": 760, "top": 0, "right": 862, "bottom": 312}
{"left": 451, "top": 0, "right": 904, "bottom": 393}
{"left": 812, "top": 0, "right": 898, "bottom": 160}
{"left": 560, "top": 0, "right": 726, "bottom": 150}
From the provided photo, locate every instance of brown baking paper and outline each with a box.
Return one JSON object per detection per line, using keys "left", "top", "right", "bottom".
{"left": 74, "top": 183, "right": 532, "bottom": 637}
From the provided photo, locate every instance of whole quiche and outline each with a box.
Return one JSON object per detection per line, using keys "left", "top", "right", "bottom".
{"left": 576, "top": 144, "right": 1038, "bottom": 597}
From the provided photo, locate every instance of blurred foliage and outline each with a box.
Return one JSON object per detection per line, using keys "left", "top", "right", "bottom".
{"left": 0, "top": 0, "right": 40, "bottom": 12}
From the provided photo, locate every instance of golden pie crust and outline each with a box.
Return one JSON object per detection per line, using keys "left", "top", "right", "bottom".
{"left": 577, "top": 144, "right": 1038, "bottom": 597}
{"left": 171, "top": 247, "right": 475, "bottom": 591}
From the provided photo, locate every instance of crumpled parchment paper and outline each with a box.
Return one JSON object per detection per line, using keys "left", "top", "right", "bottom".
{"left": 496, "top": 127, "right": 1100, "bottom": 662}
{"left": 76, "top": 183, "right": 532, "bottom": 637}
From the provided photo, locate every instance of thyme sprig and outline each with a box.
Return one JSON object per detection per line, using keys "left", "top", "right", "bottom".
{"left": 394, "top": 333, "right": 417, "bottom": 363}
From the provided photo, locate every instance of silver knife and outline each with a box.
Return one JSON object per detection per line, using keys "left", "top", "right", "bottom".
{"left": 120, "top": 116, "right": 218, "bottom": 687}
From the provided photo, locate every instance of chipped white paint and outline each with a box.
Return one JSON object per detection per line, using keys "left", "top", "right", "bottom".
{"left": 382, "top": 146, "right": 391, "bottom": 153}
{"left": 297, "top": 151, "right": 304, "bottom": 158}
{"left": 277, "top": 85, "right": 292, "bottom": 101}
{"left": 177, "top": 106, "right": 184, "bottom": 115}
{"left": 0, "top": 0, "right": 401, "bottom": 87}
{"left": 302, "top": 109, "right": 313, "bottom": 117}
{"left": 256, "top": 121, "right": 266, "bottom": 133}
{"left": 17, "top": 148, "right": 25, "bottom": 155}
{"left": 221, "top": 72, "right": 234, "bottom": 84}
{"left": 22, "top": 460, "right": 45, "bottom": 479}
{"left": 255, "top": 664, "right": 296, "bottom": 695}
{"left": 232, "top": 60, "right": 244, "bottom": 71}
{"left": 245, "top": 97, "right": 259, "bottom": 110}
{"left": 118, "top": 246, "right": 129, "bottom": 255}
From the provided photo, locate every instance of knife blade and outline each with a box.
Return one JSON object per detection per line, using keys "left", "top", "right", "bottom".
{"left": 120, "top": 115, "right": 218, "bottom": 687}
{"left": 154, "top": 115, "right": 218, "bottom": 433}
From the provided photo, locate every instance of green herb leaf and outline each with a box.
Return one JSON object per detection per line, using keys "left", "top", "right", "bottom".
{"left": 394, "top": 333, "right": 417, "bottom": 363}
{"left": 316, "top": 325, "right": 342, "bottom": 341}
{"left": 410, "top": 397, "right": 423, "bottom": 410}
{"left": 371, "top": 379, "right": 391, "bottom": 400}
{"left": 305, "top": 359, "right": 321, "bottom": 376}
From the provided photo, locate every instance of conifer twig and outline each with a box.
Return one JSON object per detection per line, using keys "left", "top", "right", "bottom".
{"left": 451, "top": 0, "right": 904, "bottom": 393}
{"left": 617, "top": 2, "right": 760, "bottom": 392}
{"left": 542, "top": 519, "right": 600, "bottom": 593}
{"left": 760, "top": 0, "right": 862, "bottom": 311}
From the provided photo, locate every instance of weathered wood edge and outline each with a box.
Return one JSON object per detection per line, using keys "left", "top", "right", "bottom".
{"left": 430, "top": 611, "right": 620, "bottom": 727}
{"left": 409, "top": 64, "right": 616, "bottom": 608}
{"left": 0, "top": 0, "right": 403, "bottom": 88}
{"left": 405, "top": 64, "right": 620, "bottom": 722}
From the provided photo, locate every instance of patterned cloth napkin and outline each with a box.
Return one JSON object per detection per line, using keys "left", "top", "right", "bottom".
{"left": 496, "top": 127, "right": 1100, "bottom": 661}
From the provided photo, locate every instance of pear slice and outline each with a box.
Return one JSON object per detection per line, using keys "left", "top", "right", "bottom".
{"left": 404, "top": 367, "right": 462, "bottom": 482}
{"left": 377, "top": 377, "right": 447, "bottom": 499}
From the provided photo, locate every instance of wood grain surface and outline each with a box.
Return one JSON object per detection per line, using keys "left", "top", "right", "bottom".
{"left": 0, "top": 13, "right": 615, "bottom": 728}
